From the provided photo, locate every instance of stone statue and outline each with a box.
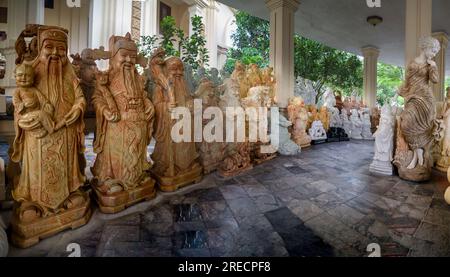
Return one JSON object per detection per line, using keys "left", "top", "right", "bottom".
{"left": 209, "top": 67, "right": 222, "bottom": 87}
{"left": 394, "top": 37, "right": 441, "bottom": 182}
{"left": 71, "top": 47, "right": 110, "bottom": 118}
{"left": 10, "top": 25, "right": 91, "bottom": 248}
{"left": 445, "top": 167, "right": 450, "bottom": 204}
{"left": 307, "top": 105, "right": 319, "bottom": 130}
{"left": 151, "top": 55, "right": 202, "bottom": 191}
{"left": 232, "top": 61, "right": 250, "bottom": 99}
{"left": 436, "top": 88, "right": 450, "bottom": 172}
{"left": 184, "top": 63, "right": 196, "bottom": 94}
{"left": 370, "top": 104, "right": 395, "bottom": 175}
{"left": 361, "top": 108, "right": 374, "bottom": 140}
{"left": 90, "top": 33, "right": 156, "bottom": 213}
{"left": 323, "top": 88, "right": 336, "bottom": 109}
{"left": 309, "top": 120, "right": 327, "bottom": 144}
{"left": 294, "top": 76, "right": 317, "bottom": 106}
{"left": 261, "top": 67, "right": 276, "bottom": 100}
{"left": 318, "top": 106, "right": 330, "bottom": 131}
{"left": 341, "top": 109, "right": 352, "bottom": 137}
{"left": 247, "top": 63, "right": 263, "bottom": 88}
{"left": 329, "top": 106, "right": 342, "bottom": 129}
{"left": 349, "top": 109, "right": 363, "bottom": 139}
{"left": 370, "top": 107, "right": 381, "bottom": 134}
{"left": 288, "top": 96, "right": 311, "bottom": 148}
{"left": 195, "top": 78, "right": 226, "bottom": 174}
{"left": 219, "top": 140, "right": 253, "bottom": 177}
{"left": 278, "top": 114, "right": 301, "bottom": 156}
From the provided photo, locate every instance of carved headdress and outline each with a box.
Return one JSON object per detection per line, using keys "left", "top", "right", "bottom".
{"left": 109, "top": 32, "right": 137, "bottom": 57}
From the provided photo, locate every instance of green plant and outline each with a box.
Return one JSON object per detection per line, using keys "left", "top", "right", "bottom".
{"left": 182, "top": 15, "right": 209, "bottom": 71}
{"left": 137, "top": 35, "right": 158, "bottom": 58}
{"left": 160, "top": 16, "right": 179, "bottom": 57}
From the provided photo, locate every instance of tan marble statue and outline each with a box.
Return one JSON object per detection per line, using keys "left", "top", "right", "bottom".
{"left": 10, "top": 25, "right": 91, "bottom": 248}
{"left": 288, "top": 96, "right": 311, "bottom": 148}
{"left": 150, "top": 55, "right": 202, "bottom": 191}
{"left": 371, "top": 107, "right": 381, "bottom": 134}
{"left": 436, "top": 88, "right": 450, "bottom": 172}
{"left": 318, "top": 106, "right": 330, "bottom": 131}
{"left": 195, "top": 77, "right": 226, "bottom": 174}
{"left": 219, "top": 140, "right": 253, "bottom": 177}
{"left": 247, "top": 63, "right": 262, "bottom": 88}
{"left": 445, "top": 167, "right": 450, "bottom": 204}
{"left": 232, "top": 61, "right": 250, "bottom": 99}
{"left": 394, "top": 37, "right": 442, "bottom": 182}
{"left": 307, "top": 105, "right": 319, "bottom": 130}
{"left": 90, "top": 33, "right": 156, "bottom": 213}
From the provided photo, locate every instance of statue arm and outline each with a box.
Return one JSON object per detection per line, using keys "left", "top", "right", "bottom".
{"left": 12, "top": 90, "right": 24, "bottom": 114}
{"left": 429, "top": 64, "right": 439, "bottom": 84}
{"left": 64, "top": 79, "right": 86, "bottom": 127}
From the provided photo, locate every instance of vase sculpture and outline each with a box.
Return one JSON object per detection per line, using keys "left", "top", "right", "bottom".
{"left": 370, "top": 104, "right": 395, "bottom": 175}
{"left": 394, "top": 37, "right": 441, "bottom": 182}
{"left": 150, "top": 52, "right": 202, "bottom": 191}
{"left": 90, "top": 33, "right": 156, "bottom": 213}
{"left": 436, "top": 88, "right": 450, "bottom": 172}
{"left": 10, "top": 25, "right": 91, "bottom": 248}
{"left": 288, "top": 96, "right": 311, "bottom": 148}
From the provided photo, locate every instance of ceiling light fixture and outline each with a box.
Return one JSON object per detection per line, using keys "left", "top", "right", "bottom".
{"left": 367, "top": 15, "right": 383, "bottom": 27}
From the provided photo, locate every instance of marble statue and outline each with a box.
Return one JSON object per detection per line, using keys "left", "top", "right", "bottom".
{"left": 195, "top": 77, "right": 226, "bottom": 174}
{"left": 323, "top": 88, "right": 336, "bottom": 109}
{"left": 341, "top": 109, "right": 352, "bottom": 137}
{"left": 394, "top": 37, "right": 441, "bottom": 182}
{"left": 10, "top": 25, "right": 91, "bottom": 248}
{"left": 71, "top": 47, "right": 110, "bottom": 117}
{"left": 261, "top": 67, "right": 276, "bottom": 100}
{"left": 349, "top": 109, "right": 363, "bottom": 139}
{"left": 307, "top": 105, "right": 319, "bottom": 130}
{"left": 329, "top": 106, "right": 342, "bottom": 129}
{"left": 294, "top": 76, "right": 317, "bottom": 106}
{"left": 247, "top": 63, "right": 262, "bottom": 88}
{"left": 209, "top": 67, "right": 222, "bottom": 87}
{"left": 309, "top": 120, "right": 327, "bottom": 144}
{"left": 371, "top": 107, "right": 381, "bottom": 134}
{"left": 436, "top": 88, "right": 450, "bottom": 172}
{"left": 184, "top": 63, "right": 196, "bottom": 94}
{"left": 370, "top": 104, "right": 395, "bottom": 175}
{"left": 318, "top": 106, "right": 330, "bottom": 131}
{"left": 445, "top": 167, "right": 450, "bottom": 204}
{"left": 90, "top": 33, "right": 156, "bottom": 213}
{"left": 288, "top": 96, "right": 311, "bottom": 148}
{"left": 151, "top": 55, "right": 203, "bottom": 191}
{"left": 335, "top": 92, "right": 344, "bottom": 111}
{"left": 278, "top": 114, "right": 302, "bottom": 156}
{"left": 232, "top": 61, "right": 250, "bottom": 99}
{"left": 361, "top": 108, "right": 374, "bottom": 140}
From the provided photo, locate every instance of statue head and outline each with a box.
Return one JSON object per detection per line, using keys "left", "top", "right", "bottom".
{"left": 289, "top": 96, "right": 304, "bottom": 107}
{"left": 14, "top": 63, "right": 35, "bottom": 88}
{"left": 109, "top": 33, "right": 138, "bottom": 70}
{"left": 166, "top": 56, "right": 184, "bottom": 79}
{"left": 36, "top": 27, "right": 69, "bottom": 67}
{"left": 419, "top": 37, "right": 441, "bottom": 60}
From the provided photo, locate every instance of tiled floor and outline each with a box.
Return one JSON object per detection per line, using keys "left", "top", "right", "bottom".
{"left": 4, "top": 140, "right": 450, "bottom": 257}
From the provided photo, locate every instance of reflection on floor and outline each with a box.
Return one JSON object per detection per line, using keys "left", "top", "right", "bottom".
{"left": 4, "top": 140, "right": 450, "bottom": 257}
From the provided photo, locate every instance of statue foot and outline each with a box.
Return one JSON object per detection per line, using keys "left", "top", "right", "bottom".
{"left": 18, "top": 203, "right": 43, "bottom": 223}
{"left": 407, "top": 150, "right": 418, "bottom": 169}
{"left": 417, "top": 148, "right": 424, "bottom": 166}
{"left": 64, "top": 193, "right": 85, "bottom": 210}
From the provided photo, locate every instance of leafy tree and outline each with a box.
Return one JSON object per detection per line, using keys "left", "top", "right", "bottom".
{"left": 137, "top": 35, "right": 158, "bottom": 58}
{"left": 182, "top": 15, "right": 209, "bottom": 71}
{"left": 159, "top": 16, "right": 180, "bottom": 57}
{"left": 377, "top": 62, "right": 404, "bottom": 106}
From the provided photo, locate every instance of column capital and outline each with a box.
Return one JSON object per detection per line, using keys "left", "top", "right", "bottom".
{"left": 361, "top": 46, "right": 380, "bottom": 58}
{"left": 432, "top": 31, "right": 449, "bottom": 49}
{"left": 265, "top": 0, "right": 300, "bottom": 12}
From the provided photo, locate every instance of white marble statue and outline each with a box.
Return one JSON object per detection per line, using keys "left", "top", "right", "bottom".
{"left": 278, "top": 114, "right": 302, "bottom": 156}
{"left": 350, "top": 109, "right": 363, "bottom": 139}
{"left": 309, "top": 120, "right": 327, "bottom": 141}
{"left": 323, "top": 88, "right": 336, "bottom": 109}
{"left": 294, "top": 76, "right": 317, "bottom": 106}
{"left": 329, "top": 107, "right": 342, "bottom": 128}
{"left": 341, "top": 110, "right": 352, "bottom": 136}
{"left": 242, "top": 86, "right": 272, "bottom": 109}
{"left": 361, "top": 108, "right": 374, "bottom": 140}
{"left": 370, "top": 104, "right": 395, "bottom": 175}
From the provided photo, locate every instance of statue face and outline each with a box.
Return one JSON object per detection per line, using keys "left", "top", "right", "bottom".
{"left": 40, "top": 39, "right": 68, "bottom": 65}
{"left": 424, "top": 47, "right": 439, "bottom": 60}
{"left": 15, "top": 65, "right": 34, "bottom": 87}
{"left": 111, "top": 48, "right": 137, "bottom": 70}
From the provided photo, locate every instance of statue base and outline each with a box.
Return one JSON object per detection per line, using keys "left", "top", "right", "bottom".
{"left": 94, "top": 178, "right": 156, "bottom": 214}
{"left": 252, "top": 153, "right": 277, "bottom": 165}
{"left": 202, "top": 162, "right": 221, "bottom": 175}
{"left": 394, "top": 150, "right": 433, "bottom": 182}
{"left": 311, "top": 139, "right": 327, "bottom": 145}
{"left": 11, "top": 193, "right": 92, "bottom": 248}
{"left": 435, "top": 156, "right": 450, "bottom": 173}
{"left": 218, "top": 164, "right": 253, "bottom": 178}
{"left": 301, "top": 143, "right": 311, "bottom": 148}
{"left": 369, "top": 160, "right": 393, "bottom": 176}
{"left": 153, "top": 164, "right": 203, "bottom": 192}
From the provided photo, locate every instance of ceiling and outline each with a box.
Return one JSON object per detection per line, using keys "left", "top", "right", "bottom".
{"left": 216, "top": 0, "right": 450, "bottom": 76}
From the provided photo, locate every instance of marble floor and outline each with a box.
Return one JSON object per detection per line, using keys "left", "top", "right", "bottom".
{"left": 3, "top": 140, "right": 450, "bottom": 257}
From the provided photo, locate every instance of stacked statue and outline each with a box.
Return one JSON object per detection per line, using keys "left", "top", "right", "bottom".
{"left": 370, "top": 104, "right": 395, "bottom": 175}
{"left": 394, "top": 37, "right": 441, "bottom": 182}
{"left": 436, "top": 87, "right": 450, "bottom": 172}
{"left": 91, "top": 33, "right": 156, "bottom": 213}
{"left": 150, "top": 51, "right": 203, "bottom": 191}
{"left": 10, "top": 25, "right": 91, "bottom": 248}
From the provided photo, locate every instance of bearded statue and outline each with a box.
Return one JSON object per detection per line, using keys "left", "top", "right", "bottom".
{"left": 91, "top": 33, "right": 156, "bottom": 213}
{"left": 10, "top": 25, "right": 91, "bottom": 248}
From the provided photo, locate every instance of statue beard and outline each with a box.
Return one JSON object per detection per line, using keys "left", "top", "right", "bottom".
{"left": 170, "top": 74, "right": 189, "bottom": 102}
{"left": 45, "top": 57, "right": 64, "bottom": 107}
{"left": 111, "top": 64, "right": 138, "bottom": 97}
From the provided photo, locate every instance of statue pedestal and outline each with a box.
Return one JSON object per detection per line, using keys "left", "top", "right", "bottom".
{"left": 94, "top": 178, "right": 156, "bottom": 214}
{"left": 445, "top": 187, "right": 450, "bottom": 205}
{"left": 153, "top": 164, "right": 203, "bottom": 192}
{"left": 11, "top": 192, "right": 92, "bottom": 248}
{"left": 369, "top": 160, "right": 393, "bottom": 176}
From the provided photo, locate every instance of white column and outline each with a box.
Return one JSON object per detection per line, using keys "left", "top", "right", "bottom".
{"left": 141, "top": 0, "right": 158, "bottom": 37}
{"left": 204, "top": 0, "right": 218, "bottom": 68}
{"left": 266, "top": 0, "right": 300, "bottom": 108}
{"left": 432, "top": 32, "right": 448, "bottom": 102}
{"left": 362, "top": 46, "right": 379, "bottom": 108}
{"left": 27, "top": 0, "right": 45, "bottom": 24}
{"left": 405, "top": 0, "right": 432, "bottom": 67}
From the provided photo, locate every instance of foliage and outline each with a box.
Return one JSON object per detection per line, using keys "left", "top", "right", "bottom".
{"left": 181, "top": 15, "right": 209, "bottom": 71}
{"left": 223, "top": 11, "right": 363, "bottom": 103}
{"left": 137, "top": 35, "right": 158, "bottom": 58}
{"left": 159, "top": 16, "right": 180, "bottom": 57}
{"left": 446, "top": 77, "right": 450, "bottom": 90}
{"left": 376, "top": 62, "right": 404, "bottom": 106}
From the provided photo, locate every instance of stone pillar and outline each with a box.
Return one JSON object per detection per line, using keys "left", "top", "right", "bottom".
{"left": 141, "top": 0, "right": 158, "bottom": 37}
{"left": 266, "top": 0, "right": 300, "bottom": 108}
{"left": 205, "top": 0, "right": 218, "bottom": 68}
{"left": 405, "top": 0, "right": 432, "bottom": 67}
{"left": 362, "top": 46, "right": 379, "bottom": 108}
{"left": 432, "top": 32, "right": 448, "bottom": 102}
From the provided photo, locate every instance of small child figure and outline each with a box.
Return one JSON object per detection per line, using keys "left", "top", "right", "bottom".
{"left": 13, "top": 63, "right": 56, "bottom": 138}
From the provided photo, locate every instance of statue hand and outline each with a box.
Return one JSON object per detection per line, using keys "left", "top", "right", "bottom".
{"left": 65, "top": 108, "right": 81, "bottom": 126}
{"left": 427, "top": 59, "right": 437, "bottom": 67}
{"left": 104, "top": 110, "right": 120, "bottom": 122}
{"left": 18, "top": 115, "right": 42, "bottom": 131}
